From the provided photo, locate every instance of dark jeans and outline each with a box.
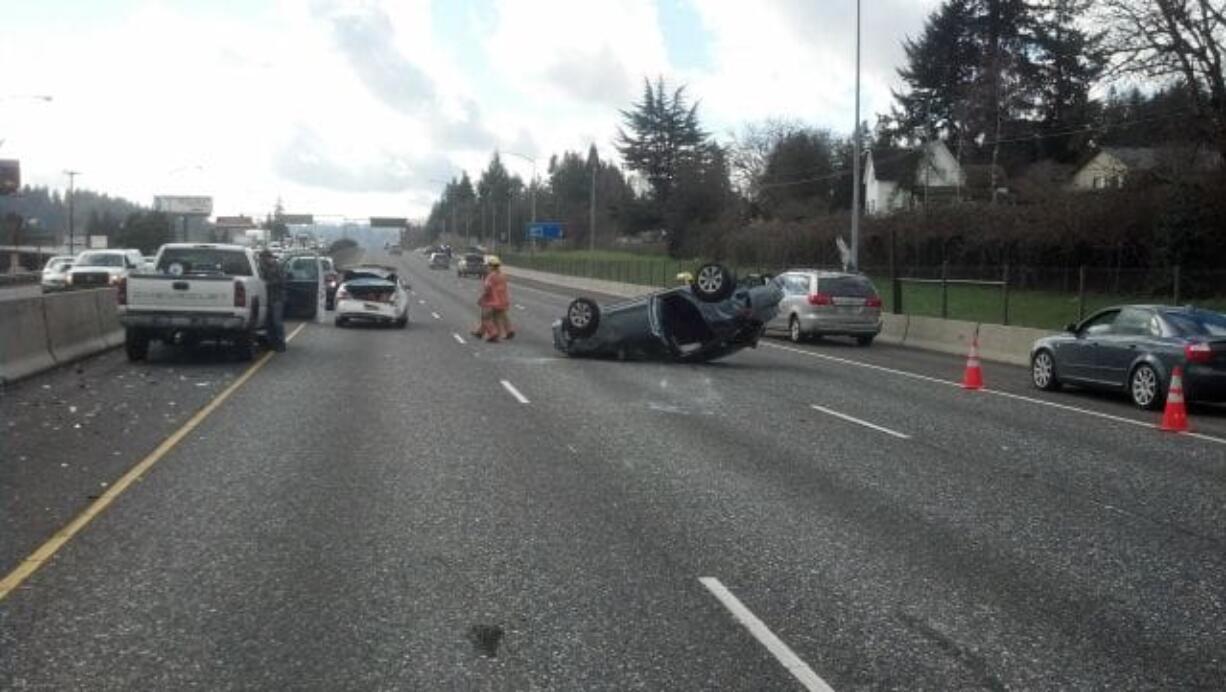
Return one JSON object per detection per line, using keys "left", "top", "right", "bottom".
{"left": 267, "top": 300, "right": 285, "bottom": 350}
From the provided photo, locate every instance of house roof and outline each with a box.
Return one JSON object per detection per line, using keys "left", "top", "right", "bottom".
{"left": 1100, "top": 147, "right": 1158, "bottom": 170}
{"left": 868, "top": 147, "right": 921, "bottom": 182}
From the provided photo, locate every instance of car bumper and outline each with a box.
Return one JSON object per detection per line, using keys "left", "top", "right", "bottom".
{"left": 120, "top": 312, "right": 248, "bottom": 330}
{"left": 798, "top": 314, "right": 881, "bottom": 336}
{"left": 1186, "top": 366, "right": 1226, "bottom": 402}
{"left": 336, "top": 300, "right": 402, "bottom": 322}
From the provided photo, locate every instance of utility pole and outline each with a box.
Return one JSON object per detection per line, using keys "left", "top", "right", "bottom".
{"left": 63, "top": 170, "right": 81, "bottom": 255}
{"left": 849, "top": 0, "right": 862, "bottom": 271}
{"left": 506, "top": 190, "right": 512, "bottom": 249}
{"left": 589, "top": 152, "right": 597, "bottom": 255}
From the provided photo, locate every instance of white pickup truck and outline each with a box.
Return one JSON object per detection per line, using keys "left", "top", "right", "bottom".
{"left": 118, "top": 243, "right": 269, "bottom": 361}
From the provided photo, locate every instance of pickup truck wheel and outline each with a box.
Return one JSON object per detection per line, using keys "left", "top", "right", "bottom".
{"left": 232, "top": 333, "right": 257, "bottom": 361}
{"left": 692, "top": 263, "right": 736, "bottom": 302}
{"left": 125, "top": 328, "right": 150, "bottom": 362}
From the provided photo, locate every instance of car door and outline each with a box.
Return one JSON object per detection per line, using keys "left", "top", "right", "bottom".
{"left": 770, "top": 274, "right": 806, "bottom": 330}
{"left": 1094, "top": 307, "right": 1155, "bottom": 386}
{"left": 1061, "top": 309, "right": 1120, "bottom": 383}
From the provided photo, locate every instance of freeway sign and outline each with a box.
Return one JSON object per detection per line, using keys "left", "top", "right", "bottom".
{"left": 369, "top": 217, "right": 407, "bottom": 228}
{"left": 527, "top": 222, "right": 564, "bottom": 239}
{"left": 277, "top": 213, "right": 314, "bottom": 225}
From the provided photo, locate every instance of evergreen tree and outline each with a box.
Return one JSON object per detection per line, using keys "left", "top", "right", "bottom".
{"left": 615, "top": 77, "right": 707, "bottom": 203}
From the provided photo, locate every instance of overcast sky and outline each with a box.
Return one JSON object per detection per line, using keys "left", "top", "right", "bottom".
{"left": 0, "top": 0, "right": 939, "bottom": 219}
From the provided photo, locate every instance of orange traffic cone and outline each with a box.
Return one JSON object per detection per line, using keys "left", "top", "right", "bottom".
{"left": 1159, "top": 366, "right": 1189, "bottom": 432}
{"left": 962, "top": 332, "right": 984, "bottom": 390}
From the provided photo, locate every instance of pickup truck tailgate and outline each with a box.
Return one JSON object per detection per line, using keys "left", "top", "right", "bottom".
{"left": 126, "top": 275, "right": 237, "bottom": 313}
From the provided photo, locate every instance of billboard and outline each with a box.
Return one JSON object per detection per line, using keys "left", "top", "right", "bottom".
{"left": 369, "top": 216, "right": 407, "bottom": 228}
{"left": 154, "top": 195, "right": 213, "bottom": 215}
{"left": 0, "top": 159, "right": 19, "bottom": 196}
{"left": 215, "top": 215, "right": 256, "bottom": 229}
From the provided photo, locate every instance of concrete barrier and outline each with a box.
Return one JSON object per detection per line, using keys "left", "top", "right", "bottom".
{"left": 43, "top": 289, "right": 109, "bottom": 364}
{"left": 903, "top": 315, "right": 979, "bottom": 357}
{"left": 977, "top": 323, "right": 1051, "bottom": 367}
{"left": 0, "top": 296, "right": 55, "bottom": 385}
{"left": 93, "top": 287, "right": 125, "bottom": 348}
{"left": 877, "top": 313, "right": 909, "bottom": 345}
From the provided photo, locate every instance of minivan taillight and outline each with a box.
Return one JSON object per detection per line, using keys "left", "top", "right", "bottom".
{"left": 808, "top": 292, "right": 832, "bottom": 306}
{"left": 865, "top": 295, "right": 883, "bottom": 308}
{"left": 116, "top": 277, "right": 127, "bottom": 305}
{"left": 1186, "top": 342, "right": 1213, "bottom": 364}
{"left": 234, "top": 280, "right": 247, "bottom": 308}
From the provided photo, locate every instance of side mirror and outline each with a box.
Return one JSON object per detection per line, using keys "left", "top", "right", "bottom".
{"left": 1064, "top": 322, "right": 1078, "bottom": 334}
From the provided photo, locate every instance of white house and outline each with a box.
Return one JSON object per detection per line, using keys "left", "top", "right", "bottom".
{"left": 865, "top": 141, "right": 966, "bottom": 215}
{"left": 1070, "top": 146, "right": 1223, "bottom": 190}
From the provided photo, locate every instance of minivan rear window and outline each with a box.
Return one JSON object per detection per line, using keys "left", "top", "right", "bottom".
{"left": 820, "top": 276, "right": 876, "bottom": 297}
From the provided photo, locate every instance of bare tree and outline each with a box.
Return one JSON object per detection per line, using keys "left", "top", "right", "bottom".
{"left": 1103, "top": 0, "right": 1226, "bottom": 157}
{"left": 727, "top": 118, "right": 805, "bottom": 202}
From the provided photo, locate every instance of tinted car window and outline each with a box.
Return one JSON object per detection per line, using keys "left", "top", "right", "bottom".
{"left": 157, "top": 248, "right": 253, "bottom": 276}
{"left": 1081, "top": 310, "right": 1119, "bottom": 336}
{"left": 1163, "top": 310, "right": 1226, "bottom": 337}
{"left": 782, "top": 275, "right": 809, "bottom": 294}
{"left": 819, "top": 275, "right": 875, "bottom": 297}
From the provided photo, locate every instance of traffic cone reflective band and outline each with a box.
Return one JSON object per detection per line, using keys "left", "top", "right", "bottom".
{"left": 962, "top": 334, "right": 984, "bottom": 390}
{"left": 1159, "top": 366, "right": 1189, "bottom": 433}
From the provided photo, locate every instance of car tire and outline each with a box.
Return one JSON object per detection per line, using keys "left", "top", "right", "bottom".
{"left": 334, "top": 317, "right": 347, "bottom": 328}
{"left": 1129, "top": 363, "right": 1165, "bottom": 410}
{"left": 691, "top": 263, "right": 736, "bottom": 303}
{"left": 232, "top": 332, "right": 257, "bottom": 361}
{"left": 856, "top": 335, "right": 875, "bottom": 347}
{"left": 1031, "top": 349, "right": 1061, "bottom": 391}
{"left": 789, "top": 316, "right": 805, "bottom": 343}
{"left": 125, "top": 328, "right": 149, "bottom": 362}
{"left": 565, "top": 297, "right": 600, "bottom": 338}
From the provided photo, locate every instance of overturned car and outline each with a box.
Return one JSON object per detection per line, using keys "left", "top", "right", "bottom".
{"left": 552, "top": 264, "right": 784, "bottom": 362}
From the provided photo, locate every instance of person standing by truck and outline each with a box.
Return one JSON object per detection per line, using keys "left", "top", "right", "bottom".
{"left": 471, "top": 256, "right": 514, "bottom": 342}
{"left": 260, "top": 250, "right": 287, "bottom": 352}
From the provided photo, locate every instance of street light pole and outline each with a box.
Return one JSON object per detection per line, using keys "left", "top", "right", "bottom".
{"left": 589, "top": 152, "right": 597, "bottom": 255}
{"left": 850, "top": 0, "right": 862, "bottom": 271}
{"left": 63, "top": 170, "right": 81, "bottom": 255}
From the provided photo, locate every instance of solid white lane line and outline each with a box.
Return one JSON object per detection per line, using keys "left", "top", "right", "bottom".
{"left": 500, "top": 379, "right": 530, "bottom": 404}
{"left": 452, "top": 333, "right": 466, "bottom": 345}
{"left": 515, "top": 304, "right": 525, "bottom": 310}
{"left": 810, "top": 404, "right": 910, "bottom": 440}
{"left": 767, "top": 342, "right": 1226, "bottom": 445}
{"left": 431, "top": 311, "right": 441, "bottom": 320}
{"left": 418, "top": 299, "right": 426, "bottom": 305}
{"left": 699, "top": 578, "right": 833, "bottom": 692}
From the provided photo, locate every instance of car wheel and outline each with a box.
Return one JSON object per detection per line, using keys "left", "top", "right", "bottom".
{"left": 691, "top": 263, "right": 736, "bottom": 302}
{"left": 789, "top": 316, "right": 805, "bottom": 343}
{"left": 124, "top": 328, "right": 149, "bottom": 362}
{"left": 856, "top": 335, "right": 875, "bottom": 347}
{"left": 1129, "top": 363, "right": 1165, "bottom": 410}
{"left": 232, "top": 332, "right": 257, "bottom": 361}
{"left": 565, "top": 297, "right": 600, "bottom": 338}
{"left": 1031, "top": 350, "right": 1061, "bottom": 391}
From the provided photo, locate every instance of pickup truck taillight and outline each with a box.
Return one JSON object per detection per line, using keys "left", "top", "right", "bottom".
{"left": 1186, "top": 342, "right": 1213, "bottom": 364}
{"left": 234, "top": 280, "right": 247, "bottom": 308}
{"left": 116, "top": 277, "right": 127, "bottom": 305}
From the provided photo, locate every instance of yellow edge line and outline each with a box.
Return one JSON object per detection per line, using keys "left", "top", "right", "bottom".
{"left": 0, "top": 322, "right": 308, "bottom": 601}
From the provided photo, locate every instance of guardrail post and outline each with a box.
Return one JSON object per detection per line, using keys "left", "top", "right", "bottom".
{"left": 940, "top": 261, "right": 949, "bottom": 319}
{"left": 1002, "top": 263, "right": 1011, "bottom": 325}
{"left": 1173, "top": 264, "right": 1182, "bottom": 305}
{"left": 1077, "top": 265, "right": 1086, "bottom": 320}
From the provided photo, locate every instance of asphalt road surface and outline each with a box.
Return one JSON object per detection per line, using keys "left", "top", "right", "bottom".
{"left": 2, "top": 253, "right": 1224, "bottom": 690}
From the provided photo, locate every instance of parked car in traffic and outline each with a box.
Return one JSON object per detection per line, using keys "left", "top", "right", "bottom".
{"left": 456, "top": 253, "right": 487, "bottom": 278}
{"left": 1030, "top": 305, "right": 1226, "bottom": 409}
{"left": 142, "top": 255, "right": 157, "bottom": 271}
{"left": 334, "top": 265, "right": 409, "bottom": 328}
{"left": 65, "top": 249, "right": 144, "bottom": 289}
{"left": 40, "top": 255, "right": 74, "bottom": 292}
{"left": 766, "top": 270, "right": 883, "bottom": 345}
{"left": 553, "top": 263, "right": 784, "bottom": 362}
{"left": 118, "top": 243, "right": 268, "bottom": 361}
{"left": 429, "top": 252, "right": 450, "bottom": 270}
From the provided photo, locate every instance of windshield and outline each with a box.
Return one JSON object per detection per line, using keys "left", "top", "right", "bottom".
{"left": 44, "top": 258, "right": 71, "bottom": 271}
{"left": 157, "top": 248, "right": 252, "bottom": 276}
{"left": 1164, "top": 310, "right": 1226, "bottom": 337}
{"left": 74, "top": 253, "right": 124, "bottom": 268}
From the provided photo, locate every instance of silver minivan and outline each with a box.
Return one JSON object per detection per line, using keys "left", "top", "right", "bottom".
{"left": 767, "top": 270, "right": 883, "bottom": 345}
